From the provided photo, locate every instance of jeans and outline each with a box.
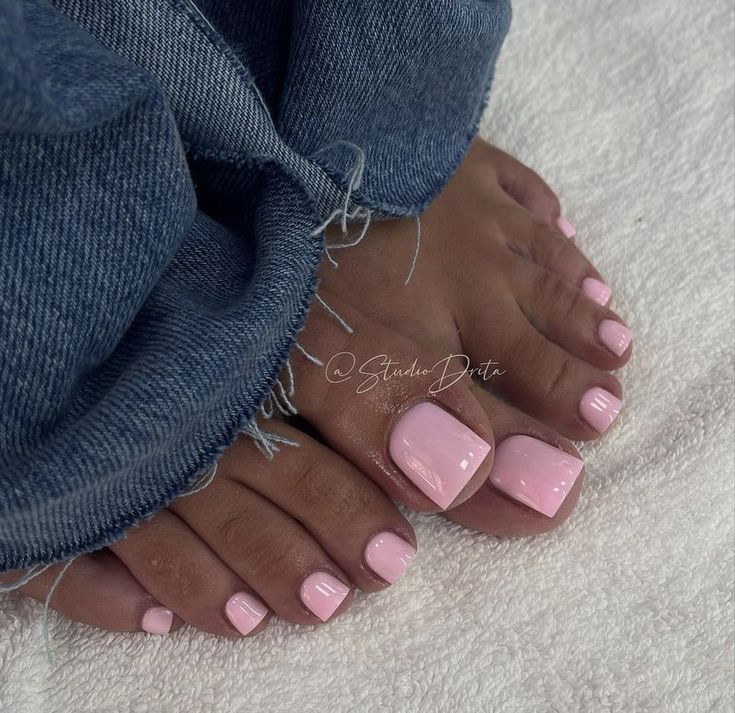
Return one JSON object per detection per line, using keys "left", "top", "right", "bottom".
{"left": 0, "top": 0, "right": 510, "bottom": 570}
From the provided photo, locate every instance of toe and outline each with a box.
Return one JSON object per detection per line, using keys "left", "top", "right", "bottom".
{"left": 513, "top": 257, "right": 633, "bottom": 369}
{"left": 445, "top": 384, "right": 585, "bottom": 536}
{"left": 287, "top": 290, "right": 495, "bottom": 513}
{"left": 506, "top": 206, "right": 611, "bottom": 301}
{"left": 459, "top": 294, "right": 623, "bottom": 440}
{"left": 110, "top": 509, "right": 270, "bottom": 637}
{"left": 1, "top": 550, "right": 183, "bottom": 635}
{"left": 171, "top": 475, "right": 354, "bottom": 625}
{"left": 224, "top": 421, "right": 417, "bottom": 593}
{"left": 485, "top": 143, "right": 564, "bottom": 229}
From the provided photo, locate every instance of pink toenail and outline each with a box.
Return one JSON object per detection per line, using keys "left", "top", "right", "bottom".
{"left": 579, "top": 387, "right": 622, "bottom": 433}
{"left": 300, "top": 572, "right": 350, "bottom": 622}
{"left": 389, "top": 402, "right": 492, "bottom": 509}
{"left": 225, "top": 592, "right": 268, "bottom": 635}
{"left": 598, "top": 319, "right": 632, "bottom": 357}
{"left": 557, "top": 216, "right": 576, "bottom": 238}
{"left": 141, "top": 606, "right": 173, "bottom": 635}
{"left": 581, "top": 277, "right": 612, "bottom": 306}
{"left": 364, "top": 532, "right": 416, "bottom": 584}
{"left": 489, "top": 436, "right": 584, "bottom": 518}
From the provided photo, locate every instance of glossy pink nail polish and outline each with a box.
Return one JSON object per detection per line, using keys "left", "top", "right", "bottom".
{"left": 389, "top": 402, "right": 492, "bottom": 509}
{"left": 557, "top": 216, "right": 576, "bottom": 239}
{"left": 579, "top": 387, "right": 622, "bottom": 433}
{"left": 141, "top": 606, "right": 173, "bottom": 635}
{"left": 581, "top": 277, "right": 612, "bottom": 306}
{"left": 489, "top": 435, "right": 584, "bottom": 518}
{"left": 364, "top": 532, "right": 416, "bottom": 584}
{"left": 300, "top": 572, "right": 350, "bottom": 622}
{"left": 598, "top": 319, "right": 632, "bottom": 357}
{"left": 225, "top": 592, "right": 268, "bottom": 635}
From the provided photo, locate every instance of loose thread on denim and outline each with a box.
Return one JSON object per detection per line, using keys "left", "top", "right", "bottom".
{"left": 314, "top": 293, "right": 354, "bottom": 334}
{"left": 284, "top": 358, "right": 295, "bottom": 397}
{"left": 0, "top": 563, "right": 54, "bottom": 592}
{"left": 404, "top": 216, "right": 422, "bottom": 285}
{"left": 259, "top": 393, "right": 275, "bottom": 419}
{"left": 180, "top": 463, "right": 219, "bottom": 498}
{"left": 43, "top": 557, "right": 76, "bottom": 664}
{"left": 294, "top": 341, "right": 324, "bottom": 367}
{"left": 241, "top": 421, "right": 299, "bottom": 459}
{"left": 339, "top": 145, "right": 365, "bottom": 233}
{"left": 309, "top": 143, "right": 373, "bottom": 269}
{"left": 273, "top": 378, "right": 298, "bottom": 415}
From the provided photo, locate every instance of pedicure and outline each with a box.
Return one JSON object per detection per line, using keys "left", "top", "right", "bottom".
{"left": 141, "top": 606, "right": 173, "bottom": 635}
{"left": 300, "top": 572, "right": 350, "bottom": 622}
{"left": 389, "top": 401, "right": 492, "bottom": 509}
{"left": 364, "top": 532, "right": 416, "bottom": 584}
{"left": 225, "top": 592, "right": 268, "bottom": 635}
{"left": 581, "top": 277, "right": 612, "bottom": 306}
{"left": 557, "top": 216, "right": 577, "bottom": 239}
{"left": 579, "top": 387, "right": 622, "bottom": 433}
{"left": 489, "top": 436, "right": 584, "bottom": 518}
{"left": 598, "top": 319, "right": 632, "bottom": 357}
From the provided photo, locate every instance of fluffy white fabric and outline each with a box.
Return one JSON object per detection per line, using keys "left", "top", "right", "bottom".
{"left": 1, "top": 0, "right": 733, "bottom": 711}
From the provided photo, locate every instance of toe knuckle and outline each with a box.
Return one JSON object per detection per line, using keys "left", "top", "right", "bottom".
{"left": 290, "top": 455, "right": 333, "bottom": 505}
{"left": 250, "top": 538, "right": 303, "bottom": 581}
{"left": 293, "top": 456, "right": 375, "bottom": 533}
{"left": 148, "top": 551, "right": 205, "bottom": 601}
{"left": 534, "top": 270, "right": 573, "bottom": 320}
{"left": 217, "top": 512, "right": 253, "bottom": 552}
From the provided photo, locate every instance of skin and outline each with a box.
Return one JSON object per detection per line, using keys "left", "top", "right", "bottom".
{"left": 1, "top": 139, "right": 631, "bottom": 635}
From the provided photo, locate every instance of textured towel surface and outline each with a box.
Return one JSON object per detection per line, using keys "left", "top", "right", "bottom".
{"left": 0, "top": 0, "right": 733, "bottom": 711}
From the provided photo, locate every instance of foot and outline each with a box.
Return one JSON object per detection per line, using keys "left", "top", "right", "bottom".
{"left": 1, "top": 423, "right": 416, "bottom": 635}
{"left": 2, "top": 139, "right": 630, "bottom": 635}
{"left": 288, "top": 137, "right": 630, "bottom": 535}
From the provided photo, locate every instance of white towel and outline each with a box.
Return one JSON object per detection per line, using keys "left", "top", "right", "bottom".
{"left": 1, "top": 0, "right": 733, "bottom": 711}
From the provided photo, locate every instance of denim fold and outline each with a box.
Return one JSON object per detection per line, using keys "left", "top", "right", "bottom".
{"left": 0, "top": 0, "right": 510, "bottom": 570}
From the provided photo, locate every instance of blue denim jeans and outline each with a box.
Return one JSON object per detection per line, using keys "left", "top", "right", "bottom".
{"left": 0, "top": 0, "right": 510, "bottom": 571}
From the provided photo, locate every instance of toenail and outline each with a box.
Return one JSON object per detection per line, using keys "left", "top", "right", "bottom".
{"left": 598, "top": 319, "right": 632, "bottom": 357}
{"left": 488, "top": 436, "right": 584, "bottom": 518}
{"left": 141, "top": 606, "right": 173, "bottom": 635}
{"left": 556, "top": 216, "right": 577, "bottom": 239}
{"left": 364, "top": 532, "right": 416, "bottom": 584}
{"left": 299, "top": 572, "right": 350, "bottom": 622}
{"left": 581, "top": 277, "right": 612, "bottom": 306}
{"left": 225, "top": 592, "right": 268, "bottom": 635}
{"left": 389, "top": 402, "right": 492, "bottom": 509}
{"left": 579, "top": 387, "right": 622, "bottom": 433}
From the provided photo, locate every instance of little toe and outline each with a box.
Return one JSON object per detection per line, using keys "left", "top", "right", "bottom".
{"left": 171, "top": 475, "right": 354, "bottom": 625}
{"left": 110, "top": 509, "right": 270, "bottom": 637}
{"left": 507, "top": 206, "right": 612, "bottom": 303}
{"left": 459, "top": 295, "right": 623, "bottom": 440}
{"left": 1, "top": 550, "right": 183, "bottom": 635}
{"left": 485, "top": 143, "right": 564, "bottom": 229}
{"left": 513, "top": 257, "right": 633, "bottom": 369}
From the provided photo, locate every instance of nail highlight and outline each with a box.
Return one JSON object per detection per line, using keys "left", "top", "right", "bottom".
{"left": 579, "top": 387, "right": 622, "bottom": 433}
{"left": 364, "top": 532, "right": 416, "bottom": 584}
{"left": 300, "top": 572, "right": 350, "bottom": 622}
{"left": 389, "top": 402, "right": 492, "bottom": 509}
{"left": 581, "top": 277, "right": 612, "bottom": 306}
{"left": 557, "top": 216, "right": 576, "bottom": 239}
{"left": 489, "top": 435, "right": 584, "bottom": 518}
{"left": 225, "top": 592, "right": 268, "bottom": 635}
{"left": 141, "top": 606, "right": 173, "bottom": 635}
{"left": 598, "top": 319, "right": 632, "bottom": 357}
